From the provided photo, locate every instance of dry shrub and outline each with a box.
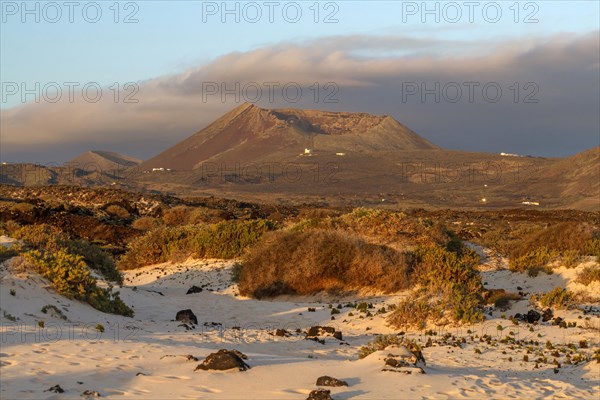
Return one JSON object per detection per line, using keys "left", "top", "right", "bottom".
{"left": 290, "top": 208, "right": 449, "bottom": 249}
{"left": 132, "top": 216, "right": 162, "bottom": 231}
{"left": 162, "top": 205, "right": 193, "bottom": 226}
{"left": 11, "top": 202, "right": 35, "bottom": 214}
{"left": 511, "top": 222, "right": 595, "bottom": 259}
{"left": 534, "top": 287, "right": 574, "bottom": 309}
{"left": 387, "top": 294, "right": 441, "bottom": 329}
{"left": 576, "top": 266, "right": 600, "bottom": 286}
{"left": 118, "top": 219, "right": 276, "bottom": 270}
{"left": 105, "top": 204, "right": 130, "bottom": 219}
{"left": 238, "top": 229, "right": 410, "bottom": 298}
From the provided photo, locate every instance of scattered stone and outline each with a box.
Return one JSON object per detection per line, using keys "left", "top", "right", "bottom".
{"left": 273, "top": 329, "right": 290, "bottom": 337}
{"left": 542, "top": 308, "right": 554, "bottom": 322}
{"left": 195, "top": 349, "right": 250, "bottom": 371}
{"left": 186, "top": 286, "right": 203, "bottom": 294}
{"left": 176, "top": 309, "right": 198, "bottom": 325}
{"left": 81, "top": 390, "right": 101, "bottom": 397}
{"left": 527, "top": 310, "right": 541, "bottom": 323}
{"left": 552, "top": 317, "right": 564, "bottom": 326}
{"left": 178, "top": 323, "right": 193, "bottom": 331}
{"left": 306, "top": 337, "right": 326, "bottom": 345}
{"left": 135, "top": 372, "right": 148, "bottom": 376}
{"left": 160, "top": 354, "right": 198, "bottom": 362}
{"left": 380, "top": 345, "right": 426, "bottom": 374}
{"left": 316, "top": 376, "right": 348, "bottom": 387}
{"left": 333, "top": 331, "right": 343, "bottom": 341}
{"left": 46, "top": 385, "right": 65, "bottom": 393}
{"left": 308, "top": 307, "right": 316, "bottom": 312}
{"left": 203, "top": 322, "right": 222, "bottom": 327}
{"left": 307, "top": 388, "right": 333, "bottom": 400}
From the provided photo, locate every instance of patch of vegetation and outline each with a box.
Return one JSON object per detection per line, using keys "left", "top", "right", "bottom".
{"left": 132, "top": 216, "right": 162, "bottom": 231}
{"left": 387, "top": 295, "right": 441, "bottom": 330}
{"left": 118, "top": 219, "right": 276, "bottom": 270}
{"left": 358, "top": 334, "right": 404, "bottom": 359}
{"left": 41, "top": 304, "right": 68, "bottom": 320}
{"left": 509, "top": 247, "right": 555, "bottom": 276}
{"left": 389, "top": 244, "right": 484, "bottom": 327}
{"left": 14, "top": 224, "right": 123, "bottom": 284}
{"left": 533, "top": 287, "right": 574, "bottom": 309}
{"left": 2, "top": 310, "right": 17, "bottom": 322}
{"left": 576, "top": 266, "right": 600, "bottom": 286}
{"left": 105, "top": 204, "right": 131, "bottom": 219}
{"left": 23, "top": 249, "right": 133, "bottom": 317}
{"left": 486, "top": 290, "right": 522, "bottom": 310}
{"left": 237, "top": 229, "right": 411, "bottom": 298}
{"left": 0, "top": 246, "right": 17, "bottom": 263}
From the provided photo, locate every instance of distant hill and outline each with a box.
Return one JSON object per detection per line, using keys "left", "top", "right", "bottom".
{"left": 139, "top": 103, "right": 438, "bottom": 171}
{"left": 68, "top": 151, "right": 142, "bottom": 172}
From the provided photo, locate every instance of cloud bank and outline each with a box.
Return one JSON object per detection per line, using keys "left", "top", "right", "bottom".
{"left": 2, "top": 32, "right": 598, "bottom": 163}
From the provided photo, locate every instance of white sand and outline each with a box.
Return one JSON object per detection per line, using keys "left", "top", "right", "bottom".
{"left": 1, "top": 248, "right": 598, "bottom": 399}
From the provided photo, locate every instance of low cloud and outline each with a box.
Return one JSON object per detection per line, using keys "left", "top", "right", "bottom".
{"left": 2, "top": 31, "right": 598, "bottom": 163}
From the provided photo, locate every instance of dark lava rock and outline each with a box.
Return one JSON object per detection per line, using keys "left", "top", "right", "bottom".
{"left": 307, "top": 337, "right": 326, "bottom": 345}
{"left": 186, "top": 286, "right": 203, "bottom": 294}
{"left": 542, "top": 308, "right": 554, "bottom": 322}
{"left": 514, "top": 313, "right": 527, "bottom": 322}
{"left": 307, "top": 388, "right": 333, "bottom": 400}
{"left": 81, "top": 389, "right": 101, "bottom": 397}
{"left": 274, "top": 329, "right": 289, "bottom": 337}
{"left": 384, "top": 358, "right": 409, "bottom": 368}
{"left": 176, "top": 309, "right": 198, "bottom": 325}
{"left": 316, "top": 376, "right": 348, "bottom": 387}
{"left": 527, "top": 310, "right": 541, "bottom": 323}
{"left": 46, "top": 385, "right": 65, "bottom": 393}
{"left": 194, "top": 349, "right": 250, "bottom": 371}
{"left": 307, "top": 326, "right": 336, "bottom": 336}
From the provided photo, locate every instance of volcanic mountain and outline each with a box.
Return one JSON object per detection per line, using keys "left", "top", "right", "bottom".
{"left": 139, "top": 103, "right": 438, "bottom": 171}
{"left": 69, "top": 151, "right": 142, "bottom": 172}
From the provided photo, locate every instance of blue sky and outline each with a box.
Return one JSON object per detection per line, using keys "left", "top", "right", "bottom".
{"left": 1, "top": 1, "right": 599, "bottom": 162}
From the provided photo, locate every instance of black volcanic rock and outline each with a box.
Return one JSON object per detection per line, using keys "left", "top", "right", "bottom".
{"left": 307, "top": 389, "right": 333, "bottom": 400}
{"left": 316, "top": 376, "right": 348, "bottom": 387}
{"left": 186, "top": 286, "right": 203, "bottom": 294}
{"left": 194, "top": 349, "right": 250, "bottom": 371}
{"left": 176, "top": 309, "right": 198, "bottom": 325}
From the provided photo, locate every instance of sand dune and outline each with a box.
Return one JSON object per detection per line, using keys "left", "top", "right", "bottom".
{"left": 1, "top": 242, "right": 598, "bottom": 399}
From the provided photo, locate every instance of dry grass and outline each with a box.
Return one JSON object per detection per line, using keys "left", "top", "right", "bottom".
{"left": 576, "top": 266, "right": 600, "bottom": 286}
{"left": 237, "top": 229, "right": 411, "bottom": 298}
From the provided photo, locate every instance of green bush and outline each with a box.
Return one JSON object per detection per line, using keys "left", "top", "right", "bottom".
{"left": 14, "top": 224, "right": 122, "bottom": 283}
{"left": 535, "top": 287, "right": 573, "bottom": 309}
{"left": 389, "top": 244, "right": 484, "bottom": 326}
{"left": 509, "top": 247, "right": 555, "bottom": 276}
{"left": 583, "top": 238, "right": 600, "bottom": 260}
{"left": 118, "top": 219, "right": 277, "bottom": 270}
{"left": 191, "top": 219, "right": 277, "bottom": 259}
{"left": 67, "top": 239, "right": 122, "bottom": 284}
{"left": 23, "top": 249, "right": 133, "bottom": 317}
{"left": 387, "top": 295, "right": 439, "bottom": 329}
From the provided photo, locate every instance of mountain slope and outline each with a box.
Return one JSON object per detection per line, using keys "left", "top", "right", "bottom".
{"left": 139, "top": 103, "right": 438, "bottom": 171}
{"left": 69, "top": 151, "right": 142, "bottom": 172}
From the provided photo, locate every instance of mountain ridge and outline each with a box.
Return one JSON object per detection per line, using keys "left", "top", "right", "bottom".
{"left": 138, "top": 103, "right": 438, "bottom": 171}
